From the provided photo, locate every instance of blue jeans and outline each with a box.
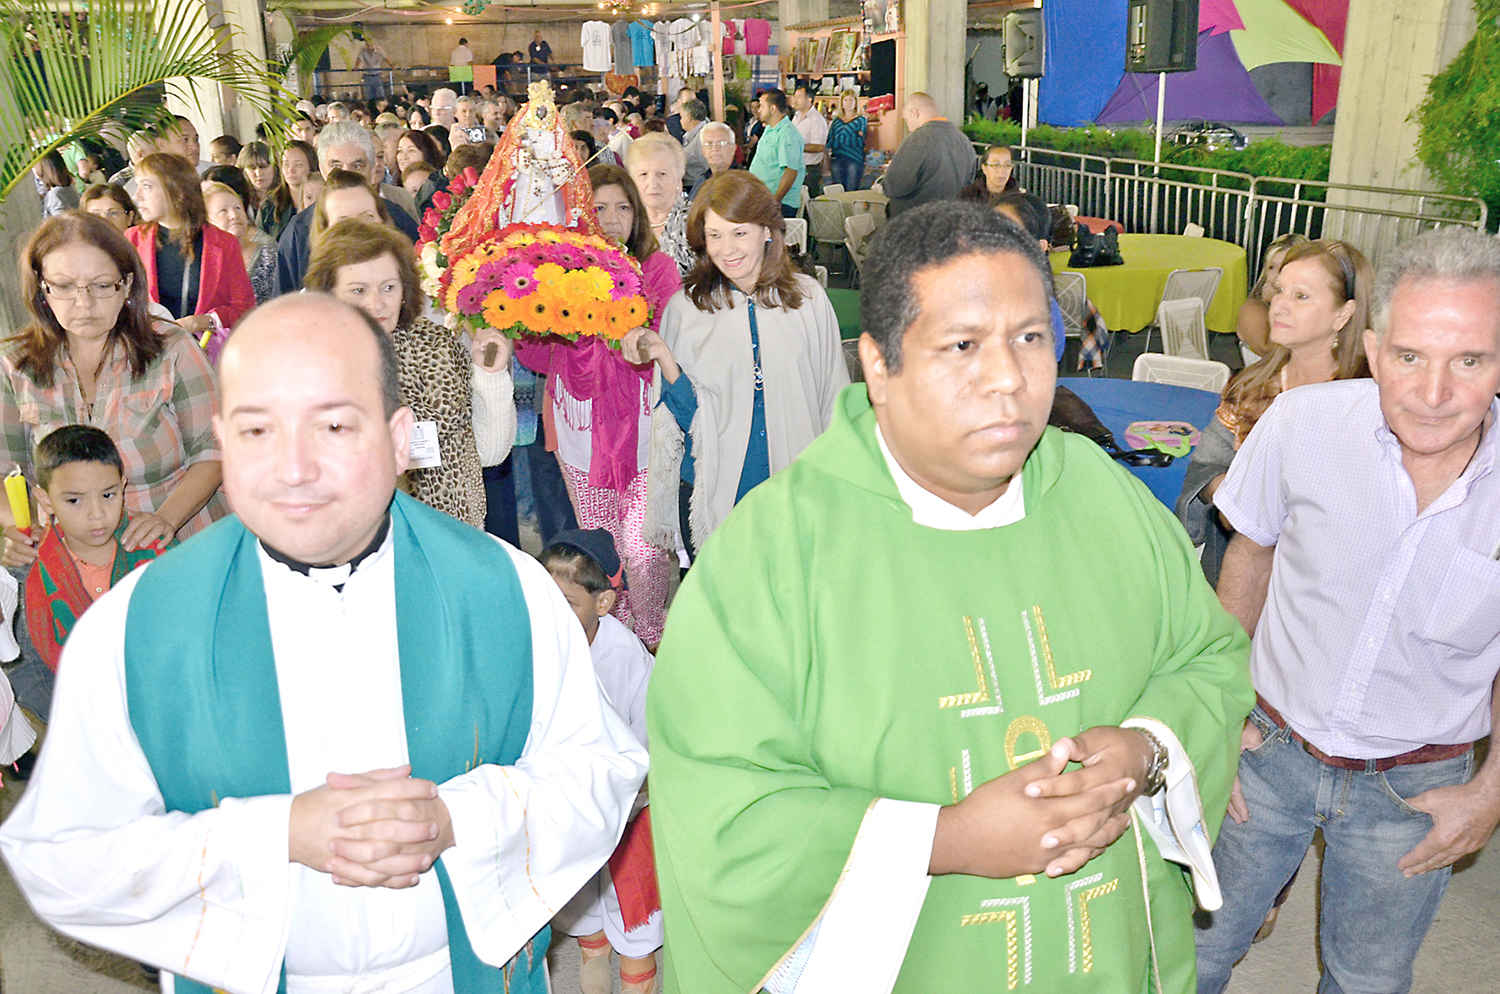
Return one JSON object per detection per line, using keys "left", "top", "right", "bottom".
{"left": 1195, "top": 705, "right": 1473, "bottom": 994}
{"left": 830, "top": 156, "right": 863, "bottom": 192}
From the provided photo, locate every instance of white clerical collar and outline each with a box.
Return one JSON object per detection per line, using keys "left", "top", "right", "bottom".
{"left": 259, "top": 515, "right": 394, "bottom": 591}
{"left": 875, "top": 426, "right": 1025, "bottom": 531}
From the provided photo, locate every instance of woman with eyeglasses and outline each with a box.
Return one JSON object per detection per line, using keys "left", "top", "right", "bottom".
{"left": 80, "top": 183, "right": 139, "bottom": 235}
{"left": 0, "top": 213, "right": 228, "bottom": 570}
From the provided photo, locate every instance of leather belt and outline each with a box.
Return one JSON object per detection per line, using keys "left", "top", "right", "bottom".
{"left": 1256, "top": 695, "right": 1473, "bottom": 772}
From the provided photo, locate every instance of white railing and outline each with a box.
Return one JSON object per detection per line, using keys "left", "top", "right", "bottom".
{"left": 997, "top": 145, "right": 1489, "bottom": 284}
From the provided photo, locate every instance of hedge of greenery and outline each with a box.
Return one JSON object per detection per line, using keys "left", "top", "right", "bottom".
{"left": 961, "top": 118, "right": 1333, "bottom": 189}
{"left": 1413, "top": 0, "right": 1500, "bottom": 230}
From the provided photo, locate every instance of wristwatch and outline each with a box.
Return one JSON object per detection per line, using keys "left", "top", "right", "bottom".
{"left": 1135, "top": 727, "right": 1169, "bottom": 796}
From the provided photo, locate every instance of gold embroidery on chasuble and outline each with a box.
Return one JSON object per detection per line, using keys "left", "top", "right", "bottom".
{"left": 958, "top": 896, "right": 1034, "bottom": 989}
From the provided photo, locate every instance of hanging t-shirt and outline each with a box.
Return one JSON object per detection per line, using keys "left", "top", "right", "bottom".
{"left": 581, "top": 21, "right": 612, "bottom": 72}
{"left": 629, "top": 21, "right": 655, "bottom": 68}
{"left": 743, "top": 18, "right": 772, "bottom": 56}
{"left": 653, "top": 21, "right": 671, "bottom": 74}
{"left": 612, "top": 19, "right": 632, "bottom": 73}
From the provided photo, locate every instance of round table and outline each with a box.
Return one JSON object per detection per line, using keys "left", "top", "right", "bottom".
{"left": 1061, "top": 376, "right": 1221, "bottom": 508}
{"left": 1051, "top": 234, "right": 1248, "bottom": 334}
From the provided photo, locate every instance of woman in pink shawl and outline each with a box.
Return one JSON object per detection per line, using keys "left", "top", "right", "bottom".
{"left": 515, "top": 164, "right": 680, "bottom": 646}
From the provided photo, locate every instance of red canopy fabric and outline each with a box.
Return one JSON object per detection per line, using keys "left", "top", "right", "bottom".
{"left": 1283, "top": 0, "right": 1349, "bottom": 122}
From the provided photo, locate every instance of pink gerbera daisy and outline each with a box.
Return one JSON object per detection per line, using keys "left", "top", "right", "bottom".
{"left": 501, "top": 262, "right": 538, "bottom": 298}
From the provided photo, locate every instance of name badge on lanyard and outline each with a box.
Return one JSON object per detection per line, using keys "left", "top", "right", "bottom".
{"left": 409, "top": 420, "right": 442, "bottom": 469}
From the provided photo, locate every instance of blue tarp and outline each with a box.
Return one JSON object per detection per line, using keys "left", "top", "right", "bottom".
{"left": 1037, "top": 0, "right": 1128, "bottom": 127}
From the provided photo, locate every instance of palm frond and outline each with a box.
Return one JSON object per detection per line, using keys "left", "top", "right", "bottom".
{"left": 287, "top": 25, "right": 355, "bottom": 94}
{"left": 0, "top": 0, "right": 294, "bottom": 199}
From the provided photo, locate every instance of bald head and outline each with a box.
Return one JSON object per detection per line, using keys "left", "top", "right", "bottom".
{"left": 905, "top": 93, "right": 939, "bottom": 129}
{"left": 221, "top": 295, "right": 401, "bottom": 417}
{"left": 215, "top": 294, "right": 412, "bottom": 566}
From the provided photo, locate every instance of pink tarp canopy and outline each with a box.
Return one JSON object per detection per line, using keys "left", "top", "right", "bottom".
{"left": 1095, "top": 29, "right": 1284, "bottom": 126}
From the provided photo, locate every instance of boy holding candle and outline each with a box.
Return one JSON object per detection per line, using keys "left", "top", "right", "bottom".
{"left": 7, "top": 425, "right": 167, "bottom": 681}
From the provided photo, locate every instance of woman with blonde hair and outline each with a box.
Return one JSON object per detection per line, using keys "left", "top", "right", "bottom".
{"left": 1177, "top": 238, "right": 1372, "bottom": 586}
{"left": 826, "top": 88, "right": 868, "bottom": 192}
{"left": 627, "top": 171, "right": 849, "bottom": 554}
{"left": 303, "top": 219, "right": 514, "bottom": 527}
{"left": 126, "top": 152, "right": 255, "bottom": 346}
{"left": 201, "top": 180, "right": 277, "bottom": 304}
{"left": 1236, "top": 232, "right": 1309, "bottom": 359}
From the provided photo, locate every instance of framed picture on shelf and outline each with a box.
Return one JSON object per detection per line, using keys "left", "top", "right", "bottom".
{"left": 829, "top": 30, "right": 859, "bottom": 72}
{"left": 797, "top": 37, "right": 816, "bottom": 73}
{"left": 812, "top": 36, "right": 830, "bottom": 75}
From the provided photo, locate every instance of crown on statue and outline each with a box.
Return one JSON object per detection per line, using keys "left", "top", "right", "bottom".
{"left": 520, "top": 81, "right": 558, "bottom": 128}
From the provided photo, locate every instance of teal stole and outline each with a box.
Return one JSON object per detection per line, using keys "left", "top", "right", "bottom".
{"left": 123, "top": 492, "right": 548, "bottom": 994}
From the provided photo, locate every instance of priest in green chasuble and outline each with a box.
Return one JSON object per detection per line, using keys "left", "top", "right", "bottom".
{"left": 647, "top": 200, "right": 1254, "bottom": 994}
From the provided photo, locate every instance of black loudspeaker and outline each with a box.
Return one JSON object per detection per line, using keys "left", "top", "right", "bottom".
{"left": 1126, "top": 0, "right": 1200, "bottom": 73}
{"left": 869, "top": 39, "right": 896, "bottom": 96}
{"left": 1004, "top": 10, "right": 1045, "bottom": 79}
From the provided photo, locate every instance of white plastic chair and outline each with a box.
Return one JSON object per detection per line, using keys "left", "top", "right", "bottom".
{"left": 783, "top": 217, "right": 808, "bottom": 255}
{"left": 813, "top": 264, "right": 829, "bottom": 287}
{"left": 822, "top": 183, "right": 845, "bottom": 196}
{"left": 1144, "top": 266, "right": 1222, "bottom": 353}
{"left": 1053, "top": 271, "right": 1088, "bottom": 339}
{"left": 1132, "top": 353, "right": 1231, "bottom": 393}
{"left": 797, "top": 184, "right": 810, "bottom": 219}
{"left": 1183, "top": 222, "right": 1205, "bottom": 238}
{"left": 809, "top": 198, "right": 848, "bottom": 271}
{"left": 844, "top": 213, "right": 877, "bottom": 286}
{"left": 1240, "top": 343, "right": 1262, "bottom": 367}
{"left": 1157, "top": 298, "right": 1209, "bottom": 360}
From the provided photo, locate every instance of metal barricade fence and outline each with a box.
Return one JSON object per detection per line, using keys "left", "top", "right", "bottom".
{"left": 1004, "top": 145, "right": 1489, "bottom": 286}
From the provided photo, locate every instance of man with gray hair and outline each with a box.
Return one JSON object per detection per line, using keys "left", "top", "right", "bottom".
{"left": 431, "top": 87, "right": 458, "bottom": 129}
{"left": 688, "top": 121, "right": 735, "bottom": 202}
{"left": 679, "top": 96, "right": 709, "bottom": 189}
{"left": 275, "top": 121, "right": 420, "bottom": 295}
{"left": 1197, "top": 227, "right": 1500, "bottom": 994}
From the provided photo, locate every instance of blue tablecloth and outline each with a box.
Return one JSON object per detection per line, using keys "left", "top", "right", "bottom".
{"left": 1061, "top": 376, "right": 1221, "bottom": 507}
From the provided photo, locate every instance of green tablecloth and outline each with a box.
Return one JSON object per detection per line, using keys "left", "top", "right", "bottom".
{"left": 1050, "top": 234, "right": 1248, "bottom": 333}
{"left": 827, "top": 288, "right": 862, "bottom": 340}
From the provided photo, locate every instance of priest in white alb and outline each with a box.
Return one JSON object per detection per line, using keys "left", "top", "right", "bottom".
{"left": 0, "top": 294, "right": 648, "bottom": 994}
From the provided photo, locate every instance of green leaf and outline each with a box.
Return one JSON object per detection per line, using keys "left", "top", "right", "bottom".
{"left": 0, "top": 0, "right": 294, "bottom": 200}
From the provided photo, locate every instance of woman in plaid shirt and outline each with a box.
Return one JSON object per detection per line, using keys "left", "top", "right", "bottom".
{"left": 1, "top": 213, "right": 227, "bottom": 568}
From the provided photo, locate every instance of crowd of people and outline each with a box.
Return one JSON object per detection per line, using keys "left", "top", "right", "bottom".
{"left": 0, "top": 74, "right": 1496, "bottom": 994}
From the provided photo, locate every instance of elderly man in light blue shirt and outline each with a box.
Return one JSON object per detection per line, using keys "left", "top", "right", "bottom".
{"left": 1197, "top": 228, "right": 1500, "bottom": 994}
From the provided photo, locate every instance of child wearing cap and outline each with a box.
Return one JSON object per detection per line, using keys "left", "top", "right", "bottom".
{"left": 539, "top": 528, "right": 660, "bottom": 994}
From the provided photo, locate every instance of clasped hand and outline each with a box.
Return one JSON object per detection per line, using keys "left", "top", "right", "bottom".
{"left": 289, "top": 764, "right": 455, "bottom": 889}
{"left": 930, "top": 726, "right": 1152, "bottom": 880}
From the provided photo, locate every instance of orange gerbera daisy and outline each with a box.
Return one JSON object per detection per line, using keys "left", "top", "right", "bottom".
{"left": 521, "top": 294, "right": 558, "bottom": 334}
{"left": 602, "top": 306, "right": 629, "bottom": 339}
{"left": 621, "top": 296, "right": 648, "bottom": 327}
{"left": 576, "top": 302, "right": 607, "bottom": 337}
{"left": 482, "top": 290, "right": 521, "bottom": 333}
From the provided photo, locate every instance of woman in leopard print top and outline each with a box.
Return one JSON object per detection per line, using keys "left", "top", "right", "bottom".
{"left": 305, "top": 218, "right": 516, "bottom": 528}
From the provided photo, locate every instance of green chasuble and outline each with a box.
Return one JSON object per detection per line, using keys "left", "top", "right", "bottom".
{"left": 648, "top": 386, "right": 1254, "bottom": 994}
{"left": 122, "top": 492, "right": 547, "bottom": 994}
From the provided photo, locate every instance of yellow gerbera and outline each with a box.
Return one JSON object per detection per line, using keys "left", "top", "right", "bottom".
{"left": 532, "top": 263, "right": 568, "bottom": 295}
{"left": 558, "top": 269, "right": 611, "bottom": 303}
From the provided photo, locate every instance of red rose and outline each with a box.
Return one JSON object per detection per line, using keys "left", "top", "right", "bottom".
{"left": 423, "top": 208, "right": 442, "bottom": 227}
{"left": 431, "top": 190, "right": 453, "bottom": 210}
{"left": 463, "top": 167, "right": 479, "bottom": 186}
{"left": 418, "top": 225, "right": 439, "bottom": 242}
{"left": 449, "top": 176, "right": 468, "bottom": 196}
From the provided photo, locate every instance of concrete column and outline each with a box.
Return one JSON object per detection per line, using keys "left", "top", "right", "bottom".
{"left": 903, "top": 0, "right": 967, "bottom": 121}
{"left": 1324, "top": 0, "right": 1476, "bottom": 255}
{"left": 163, "top": 0, "right": 271, "bottom": 143}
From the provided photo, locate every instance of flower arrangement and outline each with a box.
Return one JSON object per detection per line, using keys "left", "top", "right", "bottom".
{"left": 436, "top": 224, "right": 648, "bottom": 348}
{"left": 415, "top": 170, "right": 650, "bottom": 351}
